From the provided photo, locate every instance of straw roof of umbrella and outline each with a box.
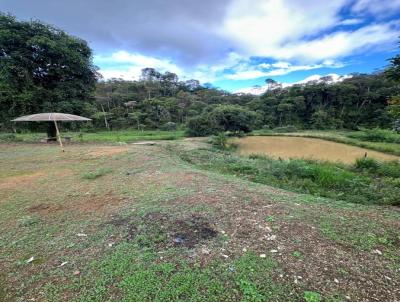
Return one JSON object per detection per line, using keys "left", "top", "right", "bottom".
{"left": 12, "top": 113, "right": 91, "bottom": 122}
{"left": 12, "top": 112, "right": 91, "bottom": 152}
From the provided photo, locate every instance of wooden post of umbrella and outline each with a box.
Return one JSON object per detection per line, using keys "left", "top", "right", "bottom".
{"left": 53, "top": 119, "right": 64, "bottom": 152}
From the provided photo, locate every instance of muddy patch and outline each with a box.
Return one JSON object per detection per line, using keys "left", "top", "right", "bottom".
{"left": 107, "top": 212, "right": 218, "bottom": 249}
{"left": 27, "top": 203, "right": 62, "bottom": 215}
{"left": 234, "top": 136, "right": 399, "bottom": 164}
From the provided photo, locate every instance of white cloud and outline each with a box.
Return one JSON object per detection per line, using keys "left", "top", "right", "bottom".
{"left": 96, "top": 50, "right": 346, "bottom": 83}
{"left": 95, "top": 0, "right": 400, "bottom": 85}
{"left": 340, "top": 18, "right": 364, "bottom": 25}
{"left": 220, "top": 0, "right": 399, "bottom": 62}
{"left": 95, "top": 51, "right": 184, "bottom": 81}
{"left": 352, "top": 0, "right": 400, "bottom": 16}
{"left": 225, "top": 60, "right": 343, "bottom": 80}
{"left": 235, "top": 73, "right": 352, "bottom": 95}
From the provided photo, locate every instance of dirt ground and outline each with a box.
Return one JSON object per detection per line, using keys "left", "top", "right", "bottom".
{"left": 0, "top": 141, "right": 399, "bottom": 301}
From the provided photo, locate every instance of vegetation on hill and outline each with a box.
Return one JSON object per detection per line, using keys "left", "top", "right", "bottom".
{"left": 1, "top": 15, "right": 400, "bottom": 135}
{"left": 0, "top": 14, "right": 98, "bottom": 129}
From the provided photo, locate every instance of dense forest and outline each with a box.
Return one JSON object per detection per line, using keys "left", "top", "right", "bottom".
{"left": 1, "top": 14, "right": 400, "bottom": 134}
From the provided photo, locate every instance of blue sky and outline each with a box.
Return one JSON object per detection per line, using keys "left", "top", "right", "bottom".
{"left": 1, "top": 0, "right": 399, "bottom": 92}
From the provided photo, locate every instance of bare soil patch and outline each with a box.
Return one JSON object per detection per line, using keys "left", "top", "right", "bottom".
{"left": 27, "top": 193, "right": 129, "bottom": 217}
{"left": 88, "top": 146, "right": 128, "bottom": 158}
{"left": 0, "top": 172, "right": 45, "bottom": 190}
{"left": 108, "top": 212, "right": 218, "bottom": 249}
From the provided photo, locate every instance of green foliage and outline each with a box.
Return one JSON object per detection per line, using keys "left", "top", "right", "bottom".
{"left": 1, "top": 14, "right": 400, "bottom": 135}
{"left": 211, "top": 133, "right": 228, "bottom": 149}
{"left": 209, "top": 105, "right": 257, "bottom": 133}
{"left": 348, "top": 128, "right": 400, "bottom": 143}
{"left": 187, "top": 105, "right": 257, "bottom": 136}
{"left": 177, "top": 148, "right": 400, "bottom": 206}
{"left": 4, "top": 130, "right": 186, "bottom": 143}
{"left": 292, "top": 251, "right": 302, "bottom": 258}
{"left": 303, "top": 291, "right": 321, "bottom": 302}
{"left": 0, "top": 14, "right": 97, "bottom": 129}
{"left": 0, "top": 133, "right": 22, "bottom": 142}
{"left": 162, "top": 122, "right": 177, "bottom": 131}
{"left": 75, "top": 243, "right": 294, "bottom": 302}
{"left": 355, "top": 158, "right": 380, "bottom": 172}
{"left": 186, "top": 114, "right": 217, "bottom": 136}
{"left": 81, "top": 168, "right": 112, "bottom": 180}
{"left": 355, "top": 158, "right": 400, "bottom": 178}
{"left": 272, "top": 125, "right": 298, "bottom": 133}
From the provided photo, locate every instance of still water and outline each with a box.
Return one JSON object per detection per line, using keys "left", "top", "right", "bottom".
{"left": 235, "top": 136, "right": 399, "bottom": 164}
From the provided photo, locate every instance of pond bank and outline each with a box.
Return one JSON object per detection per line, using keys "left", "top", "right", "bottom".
{"left": 234, "top": 136, "right": 399, "bottom": 164}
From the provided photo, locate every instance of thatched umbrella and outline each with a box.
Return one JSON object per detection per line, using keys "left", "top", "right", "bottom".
{"left": 12, "top": 113, "right": 91, "bottom": 151}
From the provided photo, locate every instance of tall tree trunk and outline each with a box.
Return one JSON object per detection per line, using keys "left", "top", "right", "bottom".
{"left": 100, "top": 103, "right": 110, "bottom": 130}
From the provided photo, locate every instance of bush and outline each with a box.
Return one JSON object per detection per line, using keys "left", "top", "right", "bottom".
{"left": 186, "top": 105, "right": 257, "bottom": 136}
{"left": 211, "top": 133, "right": 228, "bottom": 149}
{"left": 162, "top": 122, "right": 177, "bottom": 131}
{"left": 0, "top": 133, "right": 21, "bottom": 142}
{"left": 209, "top": 105, "right": 257, "bottom": 133}
{"left": 355, "top": 158, "right": 380, "bottom": 172}
{"left": 186, "top": 115, "right": 217, "bottom": 136}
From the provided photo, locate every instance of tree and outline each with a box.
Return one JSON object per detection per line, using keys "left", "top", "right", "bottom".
{"left": 0, "top": 14, "right": 98, "bottom": 129}
{"left": 187, "top": 105, "right": 257, "bottom": 136}
{"left": 386, "top": 42, "right": 400, "bottom": 82}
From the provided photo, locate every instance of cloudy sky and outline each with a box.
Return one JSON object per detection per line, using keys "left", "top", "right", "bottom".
{"left": 1, "top": 0, "right": 399, "bottom": 91}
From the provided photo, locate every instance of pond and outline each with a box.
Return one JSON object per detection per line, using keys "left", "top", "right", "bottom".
{"left": 234, "top": 136, "right": 399, "bottom": 164}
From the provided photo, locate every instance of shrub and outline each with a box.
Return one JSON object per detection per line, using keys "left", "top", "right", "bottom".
{"left": 0, "top": 133, "right": 22, "bottom": 142}
{"left": 186, "top": 105, "right": 258, "bottom": 136}
{"left": 209, "top": 105, "right": 257, "bottom": 133}
{"left": 355, "top": 157, "right": 380, "bottom": 172}
{"left": 211, "top": 133, "right": 228, "bottom": 149}
{"left": 162, "top": 122, "right": 177, "bottom": 131}
{"left": 186, "top": 115, "right": 217, "bottom": 136}
{"left": 378, "top": 161, "right": 400, "bottom": 178}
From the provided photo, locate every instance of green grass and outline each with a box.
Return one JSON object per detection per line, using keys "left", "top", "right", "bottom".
{"left": 1, "top": 141, "right": 399, "bottom": 301}
{"left": 81, "top": 168, "right": 112, "bottom": 180}
{"left": 69, "top": 244, "right": 293, "bottom": 302}
{"left": 176, "top": 147, "right": 400, "bottom": 206}
{"left": 0, "top": 129, "right": 186, "bottom": 143}
{"left": 347, "top": 128, "right": 400, "bottom": 144}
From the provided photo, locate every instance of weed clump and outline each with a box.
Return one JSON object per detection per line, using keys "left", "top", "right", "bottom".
{"left": 82, "top": 168, "right": 112, "bottom": 180}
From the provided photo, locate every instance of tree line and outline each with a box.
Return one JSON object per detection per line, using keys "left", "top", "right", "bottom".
{"left": 1, "top": 14, "right": 399, "bottom": 134}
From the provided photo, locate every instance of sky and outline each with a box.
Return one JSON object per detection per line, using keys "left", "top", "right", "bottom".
{"left": 1, "top": 0, "right": 399, "bottom": 92}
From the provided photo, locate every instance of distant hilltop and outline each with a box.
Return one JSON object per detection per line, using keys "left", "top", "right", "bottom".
{"left": 235, "top": 73, "right": 352, "bottom": 95}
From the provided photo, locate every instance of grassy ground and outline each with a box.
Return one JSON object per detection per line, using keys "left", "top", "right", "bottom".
{"left": 0, "top": 130, "right": 186, "bottom": 143}
{"left": 0, "top": 139, "right": 399, "bottom": 301}
{"left": 178, "top": 146, "right": 400, "bottom": 206}
{"left": 252, "top": 129, "right": 400, "bottom": 156}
